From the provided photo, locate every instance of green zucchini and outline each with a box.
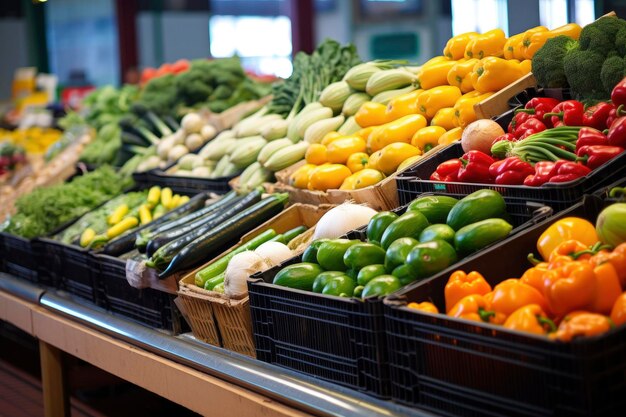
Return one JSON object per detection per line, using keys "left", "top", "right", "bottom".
{"left": 194, "top": 229, "right": 277, "bottom": 287}
{"left": 148, "top": 189, "right": 263, "bottom": 260}
{"left": 273, "top": 262, "right": 324, "bottom": 291}
{"left": 380, "top": 211, "right": 430, "bottom": 249}
{"left": 283, "top": 226, "right": 308, "bottom": 244}
{"left": 454, "top": 218, "right": 512, "bottom": 256}
{"left": 158, "top": 194, "right": 288, "bottom": 277}
{"left": 408, "top": 195, "right": 458, "bottom": 224}
{"left": 446, "top": 190, "right": 506, "bottom": 231}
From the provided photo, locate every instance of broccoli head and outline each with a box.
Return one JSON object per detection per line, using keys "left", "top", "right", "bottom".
{"left": 616, "top": 27, "right": 626, "bottom": 56}
{"left": 601, "top": 55, "right": 626, "bottom": 93}
{"left": 579, "top": 16, "right": 626, "bottom": 56}
{"left": 564, "top": 48, "right": 610, "bottom": 100}
{"left": 137, "top": 74, "right": 179, "bottom": 116}
{"left": 532, "top": 35, "right": 579, "bottom": 88}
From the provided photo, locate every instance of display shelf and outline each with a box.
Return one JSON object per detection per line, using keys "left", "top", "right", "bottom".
{"left": 0, "top": 273, "right": 436, "bottom": 417}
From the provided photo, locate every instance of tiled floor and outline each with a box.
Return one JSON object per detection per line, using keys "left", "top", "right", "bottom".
{"left": 0, "top": 359, "right": 105, "bottom": 417}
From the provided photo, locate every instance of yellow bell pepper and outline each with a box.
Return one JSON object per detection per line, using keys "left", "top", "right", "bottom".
{"left": 438, "top": 127, "right": 463, "bottom": 146}
{"left": 367, "top": 114, "right": 428, "bottom": 153}
{"left": 305, "top": 143, "right": 328, "bottom": 165}
{"left": 421, "top": 55, "right": 450, "bottom": 68}
{"left": 430, "top": 107, "right": 457, "bottom": 130}
{"left": 354, "top": 102, "right": 391, "bottom": 128}
{"left": 289, "top": 163, "right": 317, "bottom": 188}
{"left": 470, "top": 57, "right": 527, "bottom": 93}
{"left": 514, "top": 26, "right": 548, "bottom": 59}
{"left": 443, "top": 32, "right": 478, "bottom": 60}
{"left": 373, "top": 142, "right": 422, "bottom": 175}
{"left": 320, "top": 131, "right": 343, "bottom": 146}
{"left": 417, "top": 86, "right": 462, "bottom": 119}
{"left": 446, "top": 59, "right": 478, "bottom": 93}
{"left": 417, "top": 60, "right": 457, "bottom": 90}
{"left": 503, "top": 32, "right": 525, "bottom": 60}
{"left": 308, "top": 164, "right": 352, "bottom": 191}
{"left": 340, "top": 169, "right": 385, "bottom": 190}
{"left": 464, "top": 29, "right": 506, "bottom": 59}
{"left": 520, "top": 59, "right": 532, "bottom": 75}
{"left": 453, "top": 91, "right": 493, "bottom": 128}
{"left": 385, "top": 89, "right": 423, "bottom": 121}
{"left": 346, "top": 152, "right": 369, "bottom": 173}
{"left": 411, "top": 126, "right": 447, "bottom": 152}
{"left": 522, "top": 23, "right": 581, "bottom": 59}
{"left": 326, "top": 136, "right": 367, "bottom": 164}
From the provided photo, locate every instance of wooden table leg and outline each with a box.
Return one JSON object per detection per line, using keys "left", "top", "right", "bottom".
{"left": 39, "top": 340, "right": 69, "bottom": 417}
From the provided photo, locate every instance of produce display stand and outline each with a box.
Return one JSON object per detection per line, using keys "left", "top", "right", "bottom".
{"left": 0, "top": 272, "right": 435, "bottom": 417}
{"left": 384, "top": 196, "right": 623, "bottom": 417}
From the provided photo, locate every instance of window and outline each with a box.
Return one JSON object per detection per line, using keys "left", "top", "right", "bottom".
{"left": 574, "top": 0, "right": 595, "bottom": 27}
{"left": 539, "top": 0, "right": 568, "bottom": 29}
{"left": 451, "top": 0, "right": 508, "bottom": 36}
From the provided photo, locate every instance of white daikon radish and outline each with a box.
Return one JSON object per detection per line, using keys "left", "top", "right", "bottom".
{"left": 313, "top": 204, "right": 378, "bottom": 240}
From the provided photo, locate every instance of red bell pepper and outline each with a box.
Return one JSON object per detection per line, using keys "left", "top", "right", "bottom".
{"left": 607, "top": 116, "right": 626, "bottom": 148}
{"left": 516, "top": 97, "right": 560, "bottom": 127}
{"left": 582, "top": 102, "right": 615, "bottom": 130}
{"left": 605, "top": 105, "right": 626, "bottom": 128}
{"left": 488, "top": 157, "right": 535, "bottom": 185}
{"left": 548, "top": 160, "right": 591, "bottom": 183}
{"left": 523, "top": 161, "right": 557, "bottom": 186}
{"left": 492, "top": 133, "right": 517, "bottom": 146}
{"left": 576, "top": 145, "right": 625, "bottom": 169}
{"left": 458, "top": 151, "right": 495, "bottom": 183}
{"left": 611, "top": 77, "right": 626, "bottom": 108}
{"left": 431, "top": 159, "right": 462, "bottom": 182}
{"left": 508, "top": 112, "right": 532, "bottom": 134}
{"left": 515, "top": 118, "right": 547, "bottom": 139}
{"left": 575, "top": 127, "right": 609, "bottom": 152}
{"left": 544, "top": 100, "right": 584, "bottom": 127}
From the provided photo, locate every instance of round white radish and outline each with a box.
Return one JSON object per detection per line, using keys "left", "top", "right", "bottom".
{"left": 224, "top": 251, "right": 268, "bottom": 298}
{"left": 191, "top": 166, "right": 212, "bottom": 177}
{"left": 171, "top": 129, "right": 186, "bottom": 145}
{"left": 178, "top": 154, "right": 200, "bottom": 171}
{"left": 200, "top": 124, "right": 217, "bottom": 141}
{"left": 168, "top": 144, "right": 188, "bottom": 162}
{"left": 313, "top": 204, "right": 378, "bottom": 240}
{"left": 181, "top": 113, "right": 203, "bottom": 134}
{"left": 254, "top": 242, "right": 293, "bottom": 267}
{"left": 185, "top": 133, "right": 203, "bottom": 150}
{"left": 461, "top": 119, "right": 505, "bottom": 154}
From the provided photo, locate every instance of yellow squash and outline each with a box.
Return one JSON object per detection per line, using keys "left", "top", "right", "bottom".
{"left": 346, "top": 152, "right": 369, "bottom": 173}
{"left": 320, "top": 131, "right": 343, "bottom": 146}
{"left": 354, "top": 102, "right": 391, "bottom": 127}
{"left": 385, "top": 89, "right": 423, "bottom": 121}
{"left": 417, "top": 60, "right": 457, "bottom": 90}
{"left": 470, "top": 57, "right": 529, "bottom": 93}
{"left": 464, "top": 29, "right": 506, "bottom": 59}
{"left": 417, "top": 86, "right": 462, "bottom": 119}
{"left": 396, "top": 155, "right": 423, "bottom": 172}
{"left": 308, "top": 164, "right": 352, "bottom": 191}
{"left": 438, "top": 127, "right": 463, "bottom": 146}
{"left": 411, "top": 126, "right": 447, "bottom": 152}
{"left": 326, "top": 136, "right": 367, "bottom": 164}
{"left": 446, "top": 59, "right": 478, "bottom": 93}
{"left": 340, "top": 169, "right": 385, "bottom": 190}
{"left": 367, "top": 114, "right": 427, "bottom": 152}
{"left": 289, "top": 163, "right": 317, "bottom": 189}
{"left": 373, "top": 143, "right": 422, "bottom": 175}
{"left": 305, "top": 143, "right": 328, "bottom": 165}
{"left": 430, "top": 107, "right": 457, "bottom": 130}
{"left": 443, "top": 32, "right": 478, "bottom": 60}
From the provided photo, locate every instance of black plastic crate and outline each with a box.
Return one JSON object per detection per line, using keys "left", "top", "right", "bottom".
{"left": 396, "top": 142, "right": 626, "bottom": 216}
{"left": 383, "top": 195, "right": 626, "bottom": 417}
{"left": 248, "top": 197, "right": 552, "bottom": 399}
{"left": 0, "top": 233, "right": 51, "bottom": 285}
{"left": 96, "top": 253, "right": 184, "bottom": 333}
{"left": 37, "top": 238, "right": 101, "bottom": 305}
{"left": 147, "top": 168, "right": 235, "bottom": 195}
{"left": 593, "top": 176, "right": 626, "bottom": 203}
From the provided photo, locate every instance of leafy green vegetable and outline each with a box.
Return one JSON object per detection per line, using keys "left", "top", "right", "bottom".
{"left": 2, "top": 166, "right": 132, "bottom": 238}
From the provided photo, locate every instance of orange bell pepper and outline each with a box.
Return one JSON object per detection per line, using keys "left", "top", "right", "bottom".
{"left": 488, "top": 278, "right": 550, "bottom": 318}
{"left": 448, "top": 294, "right": 505, "bottom": 324}
{"left": 522, "top": 23, "right": 582, "bottom": 59}
{"left": 444, "top": 270, "right": 492, "bottom": 313}
{"left": 386, "top": 89, "right": 423, "bottom": 121}
{"left": 447, "top": 59, "right": 478, "bottom": 93}
{"left": 354, "top": 102, "right": 391, "bottom": 128}
{"left": 464, "top": 29, "right": 506, "bottom": 59}
{"left": 544, "top": 261, "right": 597, "bottom": 317}
{"left": 503, "top": 304, "right": 556, "bottom": 335}
{"left": 536, "top": 217, "right": 599, "bottom": 261}
{"left": 443, "top": 32, "right": 478, "bottom": 60}
{"left": 552, "top": 311, "right": 612, "bottom": 342}
{"left": 407, "top": 301, "right": 439, "bottom": 314}
{"left": 588, "top": 262, "right": 622, "bottom": 315}
{"left": 591, "top": 243, "right": 626, "bottom": 287}
{"left": 549, "top": 240, "right": 592, "bottom": 262}
{"left": 610, "top": 292, "right": 626, "bottom": 327}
